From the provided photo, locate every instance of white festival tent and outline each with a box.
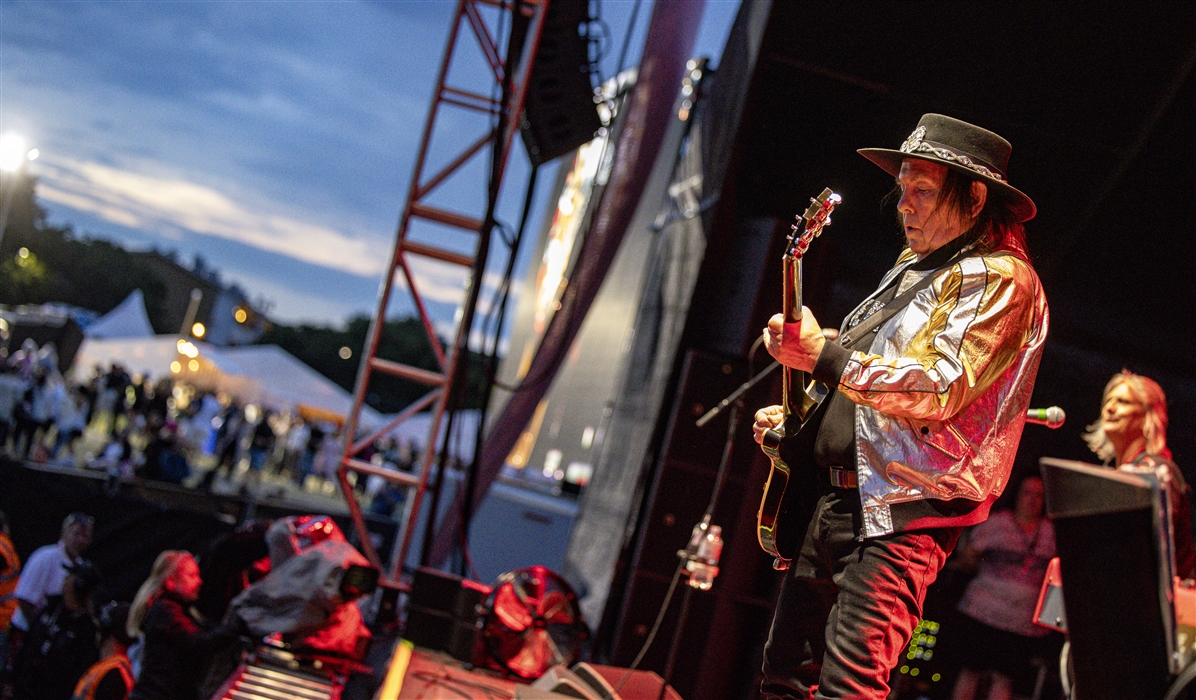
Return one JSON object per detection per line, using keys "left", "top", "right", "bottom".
{"left": 72, "top": 336, "right": 385, "bottom": 430}
{"left": 83, "top": 290, "right": 156, "bottom": 339}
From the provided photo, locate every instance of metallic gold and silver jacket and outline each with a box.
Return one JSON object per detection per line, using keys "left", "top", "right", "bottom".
{"left": 831, "top": 247, "right": 1049, "bottom": 538}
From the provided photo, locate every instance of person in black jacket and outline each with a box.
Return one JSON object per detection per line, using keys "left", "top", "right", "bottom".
{"left": 10, "top": 560, "right": 101, "bottom": 700}
{"left": 127, "top": 552, "right": 241, "bottom": 700}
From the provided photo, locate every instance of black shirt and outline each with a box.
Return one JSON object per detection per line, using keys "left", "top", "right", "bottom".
{"left": 11, "top": 595, "right": 98, "bottom": 700}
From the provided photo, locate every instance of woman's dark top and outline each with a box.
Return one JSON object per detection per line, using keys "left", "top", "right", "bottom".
{"left": 127, "top": 594, "right": 239, "bottom": 700}
{"left": 11, "top": 594, "right": 99, "bottom": 700}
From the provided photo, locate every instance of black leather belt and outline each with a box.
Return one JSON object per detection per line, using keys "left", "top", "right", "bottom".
{"left": 828, "top": 467, "right": 858, "bottom": 489}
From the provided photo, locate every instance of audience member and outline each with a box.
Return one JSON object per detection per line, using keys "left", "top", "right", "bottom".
{"left": 127, "top": 551, "right": 242, "bottom": 700}
{"left": 951, "top": 475, "right": 1058, "bottom": 700}
{"left": 245, "top": 412, "right": 276, "bottom": 489}
{"left": 0, "top": 367, "right": 24, "bottom": 452}
{"left": 0, "top": 510, "right": 21, "bottom": 675}
{"left": 71, "top": 601, "right": 134, "bottom": 700}
{"left": 9, "top": 513, "right": 94, "bottom": 638}
{"left": 10, "top": 559, "right": 101, "bottom": 700}
{"left": 52, "top": 389, "right": 88, "bottom": 463}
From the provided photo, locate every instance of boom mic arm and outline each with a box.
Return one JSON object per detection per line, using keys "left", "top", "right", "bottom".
{"left": 1026, "top": 406, "right": 1066, "bottom": 429}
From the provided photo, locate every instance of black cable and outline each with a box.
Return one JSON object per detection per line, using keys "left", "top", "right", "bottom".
{"left": 585, "top": 0, "right": 610, "bottom": 78}
{"left": 613, "top": 0, "right": 643, "bottom": 78}
{"left": 452, "top": 0, "right": 543, "bottom": 578}
{"left": 458, "top": 162, "right": 539, "bottom": 578}
{"left": 420, "top": 0, "right": 513, "bottom": 573}
{"left": 613, "top": 557, "right": 685, "bottom": 693}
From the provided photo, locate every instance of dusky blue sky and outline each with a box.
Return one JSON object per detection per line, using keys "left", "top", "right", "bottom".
{"left": 0, "top": 0, "right": 740, "bottom": 328}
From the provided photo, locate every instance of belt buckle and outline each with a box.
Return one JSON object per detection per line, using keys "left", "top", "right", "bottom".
{"left": 829, "top": 467, "right": 858, "bottom": 489}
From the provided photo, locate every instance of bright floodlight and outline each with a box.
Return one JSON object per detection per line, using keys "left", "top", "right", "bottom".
{"left": 0, "top": 134, "right": 28, "bottom": 172}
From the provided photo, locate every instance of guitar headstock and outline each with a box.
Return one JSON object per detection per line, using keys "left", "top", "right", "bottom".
{"left": 786, "top": 188, "right": 841, "bottom": 260}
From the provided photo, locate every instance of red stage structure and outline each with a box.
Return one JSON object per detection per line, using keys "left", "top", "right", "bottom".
{"left": 336, "top": 0, "right": 551, "bottom": 587}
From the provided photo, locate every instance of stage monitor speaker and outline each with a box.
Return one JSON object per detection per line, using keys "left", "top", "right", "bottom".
{"left": 403, "top": 567, "right": 489, "bottom": 662}
{"left": 519, "top": 663, "right": 683, "bottom": 700}
{"left": 514, "top": 0, "right": 600, "bottom": 165}
{"left": 1041, "top": 457, "right": 1174, "bottom": 700}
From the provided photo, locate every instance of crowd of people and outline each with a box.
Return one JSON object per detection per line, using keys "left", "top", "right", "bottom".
{"left": 0, "top": 339, "right": 429, "bottom": 517}
{"left": 0, "top": 512, "right": 258, "bottom": 700}
{"left": 0, "top": 509, "right": 383, "bottom": 700}
{"left": 0, "top": 512, "right": 143, "bottom": 700}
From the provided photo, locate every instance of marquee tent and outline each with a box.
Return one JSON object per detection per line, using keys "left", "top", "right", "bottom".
{"left": 72, "top": 336, "right": 385, "bottom": 429}
{"left": 84, "top": 290, "right": 155, "bottom": 338}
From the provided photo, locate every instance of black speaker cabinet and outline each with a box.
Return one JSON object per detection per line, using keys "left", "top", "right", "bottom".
{"left": 516, "top": 0, "right": 600, "bottom": 165}
{"left": 1041, "top": 457, "right": 1176, "bottom": 700}
{"left": 404, "top": 567, "right": 489, "bottom": 662}
{"left": 608, "top": 350, "right": 785, "bottom": 699}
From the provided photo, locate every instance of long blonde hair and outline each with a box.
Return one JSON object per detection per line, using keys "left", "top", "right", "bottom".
{"left": 127, "top": 550, "right": 193, "bottom": 638}
{"left": 1083, "top": 370, "right": 1170, "bottom": 463}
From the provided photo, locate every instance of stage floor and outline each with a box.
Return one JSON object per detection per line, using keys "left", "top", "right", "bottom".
{"left": 375, "top": 643, "right": 684, "bottom": 700}
{"left": 379, "top": 643, "right": 521, "bottom": 699}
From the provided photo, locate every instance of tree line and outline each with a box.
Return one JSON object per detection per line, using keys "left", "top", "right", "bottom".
{"left": 0, "top": 173, "right": 485, "bottom": 413}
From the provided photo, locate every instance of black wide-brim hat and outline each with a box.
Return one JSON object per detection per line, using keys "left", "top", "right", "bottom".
{"left": 858, "top": 113, "right": 1036, "bottom": 222}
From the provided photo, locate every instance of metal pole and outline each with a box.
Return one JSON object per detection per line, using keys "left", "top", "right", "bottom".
{"left": 0, "top": 169, "right": 21, "bottom": 253}
{"left": 180, "top": 288, "right": 204, "bottom": 337}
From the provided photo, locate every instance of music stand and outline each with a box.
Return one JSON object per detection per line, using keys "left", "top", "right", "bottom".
{"left": 1041, "top": 457, "right": 1181, "bottom": 700}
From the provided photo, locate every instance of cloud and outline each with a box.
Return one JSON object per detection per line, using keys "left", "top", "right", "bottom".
{"left": 37, "top": 156, "right": 387, "bottom": 277}
{"left": 35, "top": 153, "right": 498, "bottom": 318}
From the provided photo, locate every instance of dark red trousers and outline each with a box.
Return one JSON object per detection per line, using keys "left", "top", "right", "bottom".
{"left": 761, "top": 488, "right": 959, "bottom": 699}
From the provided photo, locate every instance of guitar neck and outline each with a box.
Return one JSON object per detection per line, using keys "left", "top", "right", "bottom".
{"left": 783, "top": 256, "right": 803, "bottom": 324}
{"left": 781, "top": 256, "right": 805, "bottom": 418}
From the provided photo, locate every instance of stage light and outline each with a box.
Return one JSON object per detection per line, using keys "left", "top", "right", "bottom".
{"left": 176, "top": 339, "right": 199, "bottom": 358}
{"left": 338, "top": 346, "right": 352, "bottom": 360}
{"left": 170, "top": 361, "right": 181, "bottom": 373}
{"left": 234, "top": 308, "right": 248, "bottom": 323}
{"left": 188, "top": 359, "right": 199, "bottom": 371}
{"left": 0, "top": 134, "right": 28, "bottom": 172}
{"left": 191, "top": 322, "right": 206, "bottom": 338}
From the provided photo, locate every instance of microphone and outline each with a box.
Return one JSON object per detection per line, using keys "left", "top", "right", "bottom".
{"left": 1026, "top": 406, "right": 1066, "bottom": 429}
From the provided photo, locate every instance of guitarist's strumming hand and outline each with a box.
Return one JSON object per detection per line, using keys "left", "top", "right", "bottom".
{"left": 762, "top": 307, "right": 826, "bottom": 373}
{"left": 752, "top": 405, "right": 786, "bottom": 445}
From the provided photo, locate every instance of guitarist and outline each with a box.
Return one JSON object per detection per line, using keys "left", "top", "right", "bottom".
{"left": 752, "top": 114, "right": 1049, "bottom": 700}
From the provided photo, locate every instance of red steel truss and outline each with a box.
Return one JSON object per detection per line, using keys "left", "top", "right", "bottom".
{"left": 338, "top": 0, "right": 549, "bottom": 588}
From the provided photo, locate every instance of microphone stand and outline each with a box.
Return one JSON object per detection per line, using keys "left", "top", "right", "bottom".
{"left": 695, "top": 361, "right": 779, "bottom": 428}
{"left": 659, "top": 361, "right": 771, "bottom": 698}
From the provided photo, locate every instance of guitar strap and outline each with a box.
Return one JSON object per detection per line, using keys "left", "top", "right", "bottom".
{"left": 791, "top": 246, "right": 985, "bottom": 431}
{"left": 836, "top": 247, "right": 981, "bottom": 349}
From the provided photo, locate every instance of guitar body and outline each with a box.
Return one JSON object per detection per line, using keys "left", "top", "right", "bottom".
{"left": 757, "top": 388, "right": 826, "bottom": 567}
{"left": 755, "top": 414, "right": 803, "bottom": 562}
{"left": 755, "top": 188, "right": 840, "bottom": 570}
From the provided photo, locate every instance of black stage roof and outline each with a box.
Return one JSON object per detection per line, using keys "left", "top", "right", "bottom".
{"left": 727, "top": 0, "right": 1195, "bottom": 470}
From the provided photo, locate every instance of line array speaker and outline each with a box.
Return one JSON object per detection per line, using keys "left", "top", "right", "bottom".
{"left": 515, "top": 0, "right": 601, "bottom": 165}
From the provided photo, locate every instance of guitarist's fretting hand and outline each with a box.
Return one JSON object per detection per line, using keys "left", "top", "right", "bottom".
{"left": 762, "top": 307, "right": 826, "bottom": 372}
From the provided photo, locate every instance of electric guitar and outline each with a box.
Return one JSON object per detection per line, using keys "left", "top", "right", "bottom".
{"left": 757, "top": 188, "right": 840, "bottom": 570}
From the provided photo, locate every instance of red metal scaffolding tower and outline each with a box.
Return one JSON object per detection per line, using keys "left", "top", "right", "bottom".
{"left": 337, "top": 0, "right": 549, "bottom": 588}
